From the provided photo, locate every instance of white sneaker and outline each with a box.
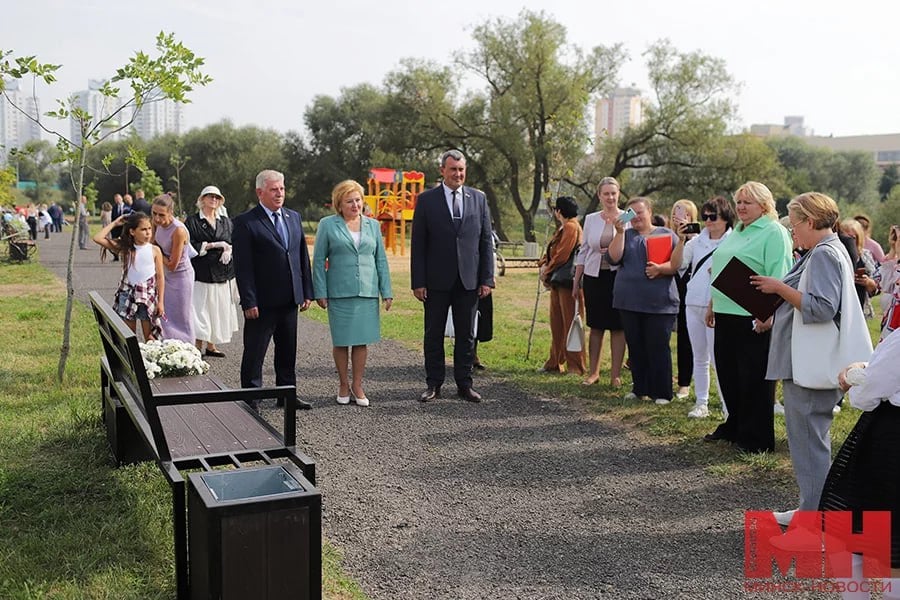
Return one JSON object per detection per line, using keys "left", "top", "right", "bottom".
{"left": 774, "top": 402, "right": 785, "bottom": 415}
{"left": 675, "top": 386, "right": 690, "bottom": 399}
{"left": 654, "top": 398, "right": 671, "bottom": 405}
{"left": 773, "top": 508, "right": 797, "bottom": 527}
{"left": 832, "top": 404, "right": 841, "bottom": 414}
{"left": 688, "top": 403, "right": 710, "bottom": 418}
{"left": 623, "top": 392, "right": 638, "bottom": 401}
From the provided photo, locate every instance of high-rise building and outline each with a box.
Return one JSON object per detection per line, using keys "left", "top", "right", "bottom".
{"left": 70, "top": 79, "right": 126, "bottom": 147}
{"left": 595, "top": 87, "right": 644, "bottom": 141}
{"left": 131, "top": 96, "right": 184, "bottom": 140}
{"left": 1, "top": 79, "right": 42, "bottom": 164}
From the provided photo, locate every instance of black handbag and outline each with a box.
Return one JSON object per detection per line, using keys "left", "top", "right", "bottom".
{"left": 548, "top": 245, "right": 579, "bottom": 288}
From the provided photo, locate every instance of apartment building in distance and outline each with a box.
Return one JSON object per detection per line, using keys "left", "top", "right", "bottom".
{"left": 70, "top": 80, "right": 184, "bottom": 145}
{"left": 70, "top": 79, "right": 126, "bottom": 147}
{"left": 131, "top": 95, "right": 184, "bottom": 140}
{"left": 595, "top": 87, "right": 644, "bottom": 141}
{"left": 750, "top": 115, "right": 900, "bottom": 168}
{"left": 0, "top": 79, "right": 42, "bottom": 165}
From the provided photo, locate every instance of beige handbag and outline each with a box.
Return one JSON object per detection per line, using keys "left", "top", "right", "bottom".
{"left": 566, "top": 300, "right": 584, "bottom": 352}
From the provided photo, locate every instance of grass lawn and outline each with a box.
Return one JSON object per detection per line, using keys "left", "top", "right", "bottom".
{"left": 0, "top": 259, "right": 364, "bottom": 600}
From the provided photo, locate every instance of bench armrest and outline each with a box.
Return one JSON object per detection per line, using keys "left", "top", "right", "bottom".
{"left": 153, "top": 385, "right": 295, "bottom": 407}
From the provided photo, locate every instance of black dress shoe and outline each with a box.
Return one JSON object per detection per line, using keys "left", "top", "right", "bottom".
{"left": 703, "top": 428, "right": 733, "bottom": 442}
{"left": 420, "top": 386, "right": 441, "bottom": 402}
{"left": 276, "top": 398, "right": 312, "bottom": 409}
{"left": 457, "top": 387, "right": 482, "bottom": 403}
{"left": 204, "top": 349, "right": 226, "bottom": 358}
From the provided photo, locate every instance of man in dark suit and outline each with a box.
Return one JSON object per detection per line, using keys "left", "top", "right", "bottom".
{"left": 411, "top": 149, "right": 495, "bottom": 403}
{"left": 232, "top": 169, "right": 314, "bottom": 410}
{"left": 110, "top": 193, "right": 128, "bottom": 260}
{"left": 131, "top": 189, "right": 152, "bottom": 216}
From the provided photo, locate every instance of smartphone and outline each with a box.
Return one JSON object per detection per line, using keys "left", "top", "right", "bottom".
{"left": 674, "top": 204, "right": 687, "bottom": 222}
{"left": 618, "top": 207, "right": 637, "bottom": 223}
{"left": 683, "top": 222, "right": 701, "bottom": 234}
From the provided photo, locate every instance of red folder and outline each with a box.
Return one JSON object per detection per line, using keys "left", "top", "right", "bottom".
{"left": 646, "top": 235, "right": 673, "bottom": 264}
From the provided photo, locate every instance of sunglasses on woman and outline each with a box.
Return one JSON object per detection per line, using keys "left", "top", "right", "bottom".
{"left": 701, "top": 213, "right": 718, "bottom": 221}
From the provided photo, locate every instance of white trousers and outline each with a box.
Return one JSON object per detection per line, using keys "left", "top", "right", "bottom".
{"left": 685, "top": 305, "right": 721, "bottom": 407}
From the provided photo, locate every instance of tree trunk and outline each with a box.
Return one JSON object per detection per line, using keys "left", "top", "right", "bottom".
{"left": 57, "top": 158, "right": 85, "bottom": 383}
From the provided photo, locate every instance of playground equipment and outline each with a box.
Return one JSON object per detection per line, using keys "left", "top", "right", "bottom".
{"left": 365, "top": 168, "right": 425, "bottom": 255}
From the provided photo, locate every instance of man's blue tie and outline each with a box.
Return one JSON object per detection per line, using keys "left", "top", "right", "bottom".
{"left": 273, "top": 211, "right": 288, "bottom": 247}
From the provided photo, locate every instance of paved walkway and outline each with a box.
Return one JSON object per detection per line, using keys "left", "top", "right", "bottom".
{"left": 38, "top": 229, "right": 829, "bottom": 599}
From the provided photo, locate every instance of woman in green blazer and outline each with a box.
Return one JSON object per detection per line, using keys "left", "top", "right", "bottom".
{"left": 313, "top": 180, "right": 393, "bottom": 407}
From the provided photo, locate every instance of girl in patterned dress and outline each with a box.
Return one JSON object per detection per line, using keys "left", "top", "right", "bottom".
{"left": 93, "top": 212, "right": 166, "bottom": 340}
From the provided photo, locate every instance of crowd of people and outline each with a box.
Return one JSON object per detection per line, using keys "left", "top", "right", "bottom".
{"left": 76, "top": 156, "right": 900, "bottom": 584}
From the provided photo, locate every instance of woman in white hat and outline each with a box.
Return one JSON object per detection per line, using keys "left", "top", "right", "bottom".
{"left": 184, "top": 185, "right": 239, "bottom": 357}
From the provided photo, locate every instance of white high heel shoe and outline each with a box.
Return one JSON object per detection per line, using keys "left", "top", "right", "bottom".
{"left": 352, "top": 391, "right": 369, "bottom": 407}
{"left": 336, "top": 394, "right": 351, "bottom": 405}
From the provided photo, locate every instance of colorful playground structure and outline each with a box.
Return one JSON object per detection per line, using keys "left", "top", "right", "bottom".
{"left": 365, "top": 168, "right": 426, "bottom": 255}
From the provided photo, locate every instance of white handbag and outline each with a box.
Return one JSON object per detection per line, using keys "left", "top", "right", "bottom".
{"left": 444, "top": 307, "right": 479, "bottom": 338}
{"left": 790, "top": 242, "right": 873, "bottom": 389}
{"left": 566, "top": 300, "right": 585, "bottom": 353}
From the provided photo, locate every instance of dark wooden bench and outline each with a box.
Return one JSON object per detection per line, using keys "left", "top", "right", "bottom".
{"left": 89, "top": 291, "right": 319, "bottom": 599}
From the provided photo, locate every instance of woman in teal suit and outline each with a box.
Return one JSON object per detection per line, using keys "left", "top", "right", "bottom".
{"left": 314, "top": 180, "right": 393, "bottom": 407}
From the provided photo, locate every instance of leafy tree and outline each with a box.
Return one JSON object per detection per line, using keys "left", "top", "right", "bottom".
{"left": 766, "top": 136, "right": 879, "bottom": 207}
{"left": 573, "top": 40, "right": 750, "bottom": 212}
{"left": 9, "top": 140, "right": 61, "bottom": 203}
{"left": 876, "top": 185, "right": 900, "bottom": 246}
{"left": 169, "top": 141, "right": 189, "bottom": 215}
{"left": 879, "top": 164, "right": 899, "bottom": 201}
{"left": 0, "top": 32, "right": 210, "bottom": 381}
{"left": 448, "top": 10, "right": 623, "bottom": 240}
{"left": 0, "top": 165, "right": 16, "bottom": 204}
{"left": 133, "top": 168, "right": 163, "bottom": 200}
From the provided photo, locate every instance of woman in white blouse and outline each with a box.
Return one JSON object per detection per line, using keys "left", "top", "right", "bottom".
{"left": 670, "top": 196, "right": 734, "bottom": 418}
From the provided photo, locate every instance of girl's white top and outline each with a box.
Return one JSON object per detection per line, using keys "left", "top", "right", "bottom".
{"left": 128, "top": 243, "right": 156, "bottom": 285}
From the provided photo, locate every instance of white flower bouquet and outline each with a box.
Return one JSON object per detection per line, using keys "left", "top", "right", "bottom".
{"left": 139, "top": 339, "right": 210, "bottom": 379}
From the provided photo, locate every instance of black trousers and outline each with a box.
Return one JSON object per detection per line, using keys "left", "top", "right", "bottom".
{"left": 619, "top": 310, "right": 676, "bottom": 400}
{"left": 240, "top": 305, "right": 298, "bottom": 391}
{"left": 712, "top": 313, "right": 775, "bottom": 452}
{"left": 675, "top": 274, "right": 693, "bottom": 387}
{"left": 423, "top": 278, "right": 478, "bottom": 391}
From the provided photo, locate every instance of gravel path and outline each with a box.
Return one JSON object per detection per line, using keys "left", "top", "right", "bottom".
{"left": 40, "top": 230, "right": 834, "bottom": 599}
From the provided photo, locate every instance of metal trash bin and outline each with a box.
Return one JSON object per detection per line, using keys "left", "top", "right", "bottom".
{"left": 188, "top": 464, "right": 321, "bottom": 600}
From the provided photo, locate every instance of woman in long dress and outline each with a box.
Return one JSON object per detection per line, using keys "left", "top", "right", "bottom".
{"left": 313, "top": 180, "right": 392, "bottom": 407}
{"left": 151, "top": 194, "right": 195, "bottom": 343}
{"left": 185, "top": 185, "right": 239, "bottom": 357}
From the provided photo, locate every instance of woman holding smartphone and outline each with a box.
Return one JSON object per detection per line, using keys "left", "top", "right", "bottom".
{"left": 670, "top": 196, "right": 734, "bottom": 418}
{"left": 572, "top": 177, "right": 627, "bottom": 387}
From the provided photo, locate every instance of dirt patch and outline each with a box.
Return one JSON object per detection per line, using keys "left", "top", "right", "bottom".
{"left": 0, "top": 282, "right": 66, "bottom": 297}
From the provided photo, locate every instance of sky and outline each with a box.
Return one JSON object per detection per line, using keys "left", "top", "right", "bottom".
{"left": 4, "top": 0, "right": 900, "bottom": 140}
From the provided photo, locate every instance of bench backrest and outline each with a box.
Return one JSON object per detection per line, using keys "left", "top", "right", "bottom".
{"left": 89, "top": 291, "right": 156, "bottom": 424}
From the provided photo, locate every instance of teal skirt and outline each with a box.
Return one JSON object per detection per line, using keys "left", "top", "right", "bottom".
{"left": 327, "top": 297, "right": 381, "bottom": 347}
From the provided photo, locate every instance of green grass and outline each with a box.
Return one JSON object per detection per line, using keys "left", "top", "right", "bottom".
{"left": 0, "top": 260, "right": 365, "bottom": 600}
{"left": 313, "top": 257, "right": 881, "bottom": 483}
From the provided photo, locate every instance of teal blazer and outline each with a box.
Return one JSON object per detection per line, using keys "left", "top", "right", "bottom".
{"left": 313, "top": 215, "right": 393, "bottom": 300}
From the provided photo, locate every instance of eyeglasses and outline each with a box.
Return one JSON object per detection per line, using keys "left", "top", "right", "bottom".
{"left": 701, "top": 214, "right": 718, "bottom": 221}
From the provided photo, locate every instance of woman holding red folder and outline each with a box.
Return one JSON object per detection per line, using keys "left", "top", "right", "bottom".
{"left": 703, "top": 181, "right": 793, "bottom": 453}
{"left": 607, "top": 197, "right": 679, "bottom": 404}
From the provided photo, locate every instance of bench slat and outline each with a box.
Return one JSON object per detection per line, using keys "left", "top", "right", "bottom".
{"left": 209, "top": 402, "right": 280, "bottom": 450}
{"left": 158, "top": 406, "right": 208, "bottom": 459}
{"left": 170, "top": 404, "right": 244, "bottom": 456}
